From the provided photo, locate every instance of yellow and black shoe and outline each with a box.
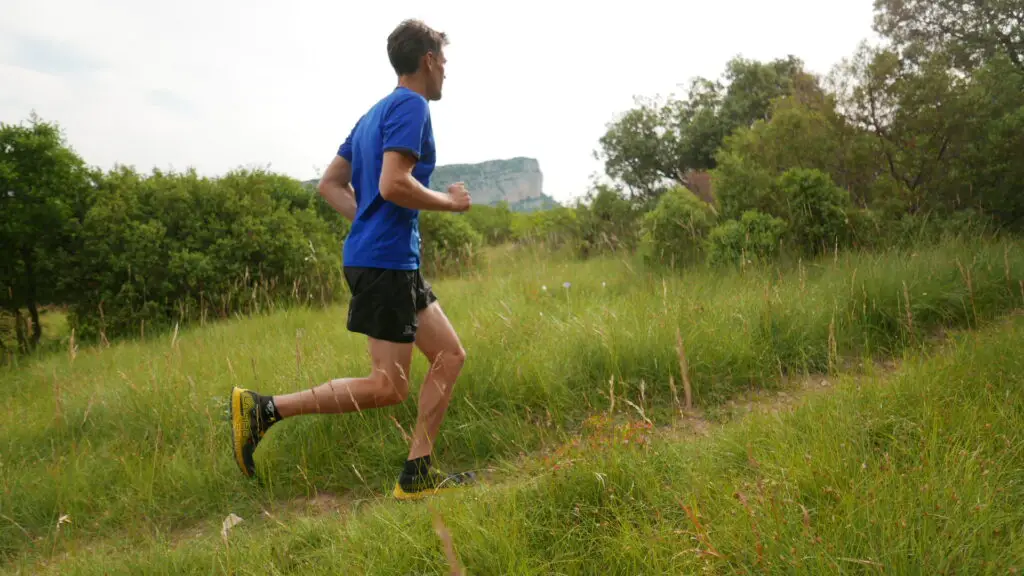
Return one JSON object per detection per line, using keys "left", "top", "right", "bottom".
{"left": 392, "top": 466, "right": 478, "bottom": 501}
{"left": 229, "top": 387, "right": 281, "bottom": 477}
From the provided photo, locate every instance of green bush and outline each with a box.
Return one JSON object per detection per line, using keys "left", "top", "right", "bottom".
{"left": 706, "top": 210, "right": 788, "bottom": 267}
{"left": 67, "top": 168, "right": 343, "bottom": 341}
{"left": 640, "top": 186, "right": 717, "bottom": 266}
{"left": 419, "top": 210, "right": 485, "bottom": 276}
{"left": 711, "top": 144, "right": 781, "bottom": 220}
{"left": 776, "top": 168, "right": 851, "bottom": 256}
{"left": 510, "top": 206, "right": 581, "bottom": 250}
{"left": 463, "top": 202, "right": 513, "bottom": 245}
{"left": 574, "top": 185, "right": 640, "bottom": 258}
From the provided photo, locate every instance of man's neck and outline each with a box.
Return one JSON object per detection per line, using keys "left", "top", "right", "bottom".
{"left": 397, "top": 75, "right": 430, "bottom": 99}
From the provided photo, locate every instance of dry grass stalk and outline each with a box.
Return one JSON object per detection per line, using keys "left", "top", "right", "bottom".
{"left": 390, "top": 415, "right": 411, "bottom": 443}
{"left": 675, "top": 327, "right": 693, "bottom": 410}
{"left": 902, "top": 280, "right": 914, "bottom": 341}
{"left": 607, "top": 374, "right": 616, "bottom": 415}
{"left": 295, "top": 329, "right": 304, "bottom": 382}
{"left": 170, "top": 322, "right": 180, "bottom": 351}
{"left": 956, "top": 258, "right": 978, "bottom": 325}
{"left": 827, "top": 312, "right": 837, "bottom": 375}
{"left": 736, "top": 491, "right": 764, "bottom": 566}
{"left": 668, "top": 374, "right": 682, "bottom": 415}
{"left": 53, "top": 368, "right": 63, "bottom": 424}
{"left": 1005, "top": 244, "right": 1012, "bottom": 286}
{"left": 679, "top": 499, "right": 725, "bottom": 560}
{"left": 431, "top": 508, "right": 466, "bottom": 576}
{"left": 68, "top": 328, "right": 78, "bottom": 364}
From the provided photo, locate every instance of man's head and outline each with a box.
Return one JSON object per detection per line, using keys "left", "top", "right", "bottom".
{"left": 387, "top": 19, "right": 448, "bottom": 101}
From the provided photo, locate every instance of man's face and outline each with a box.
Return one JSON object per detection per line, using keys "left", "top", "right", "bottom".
{"left": 425, "top": 50, "right": 446, "bottom": 100}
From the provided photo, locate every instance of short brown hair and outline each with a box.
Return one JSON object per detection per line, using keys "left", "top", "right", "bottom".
{"left": 387, "top": 19, "right": 448, "bottom": 76}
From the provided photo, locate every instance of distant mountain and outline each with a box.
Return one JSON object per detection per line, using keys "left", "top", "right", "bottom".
{"left": 428, "top": 157, "right": 558, "bottom": 213}
{"left": 304, "top": 156, "right": 559, "bottom": 213}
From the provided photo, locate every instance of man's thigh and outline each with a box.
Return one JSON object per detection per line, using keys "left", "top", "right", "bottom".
{"left": 414, "top": 302, "right": 464, "bottom": 364}
{"left": 367, "top": 337, "right": 415, "bottom": 396}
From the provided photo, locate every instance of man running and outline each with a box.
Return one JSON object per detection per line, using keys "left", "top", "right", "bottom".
{"left": 230, "top": 18, "right": 476, "bottom": 501}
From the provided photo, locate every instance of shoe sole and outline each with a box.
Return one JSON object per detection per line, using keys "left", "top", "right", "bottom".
{"left": 230, "top": 387, "right": 253, "bottom": 477}
{"left": 392, "top": 483, "right": 469, "bottom": 501}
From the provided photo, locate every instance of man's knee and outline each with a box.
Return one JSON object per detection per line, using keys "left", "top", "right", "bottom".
{"left": 428, "top": 344, "right": 466, "bottom": 373}
{"left": 371, "top": 365, "right": 411, "bottom": 405}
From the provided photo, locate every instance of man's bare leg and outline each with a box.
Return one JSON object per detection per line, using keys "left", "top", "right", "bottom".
{"left": 407, "top": 302, "right": 466, "bottom": 460}
{"left": 272, "top": 338, "right": 414, "bottom": 417}
{"left": 392, "top": 301, "right": 476, "bottom": 499}
{"left": 229, "top": 337, "right": 413, "bottom": 477}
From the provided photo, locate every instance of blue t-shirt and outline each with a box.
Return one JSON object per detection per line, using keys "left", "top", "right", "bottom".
{"left": 338, "top": 86, "right": 435, "bottom": 270}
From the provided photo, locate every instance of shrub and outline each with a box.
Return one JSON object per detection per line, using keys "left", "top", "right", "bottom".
{"left": 711, "top": 146, "right": 779, "bottom": 220}
{"left": 574, "top": 185, "right": 640, "bottom": 257}
{"left": 640, "top": 186, "right": 717, "bottom": 266}
{"left": 419, "top": 211, "right": 484, "bottom": 276}
{"left": 67, "top": 168, "right": 343, "bottom": 341}
{"left": 463, "top": 202, "right": 513, "bottom": 245}
{"left": 707, "top": 210, "right": 788, "bottom": 267}
{"left": 776, "top": 168, "right": 851, "bottom": 256}
{"left": 510, "top": 207, "right": 580, "bottom": 250}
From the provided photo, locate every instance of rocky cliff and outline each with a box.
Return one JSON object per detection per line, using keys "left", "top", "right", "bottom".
{"left": 428, "top": 157, "right": 558, "bottom": 212}
{"left": 306, "top": 156, "right": 559, "bottom": 213}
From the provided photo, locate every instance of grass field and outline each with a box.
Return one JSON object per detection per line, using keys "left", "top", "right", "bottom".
{"left": 2, "top": 238, "right": 1024, "bottom": 574}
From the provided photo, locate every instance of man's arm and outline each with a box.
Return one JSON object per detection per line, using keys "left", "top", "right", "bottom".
{"left": 379, "top": 151, "right": 459, "bottom": 211}
{"left": 377, "top": 94, "right": 469, "bottom": 212}
{"left": 318, "top": 155, "right": 357, "bottom": 221}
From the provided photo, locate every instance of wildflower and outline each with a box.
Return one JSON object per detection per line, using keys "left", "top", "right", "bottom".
{"left": 563, "top": 282, "right": 571, "bottom": 289}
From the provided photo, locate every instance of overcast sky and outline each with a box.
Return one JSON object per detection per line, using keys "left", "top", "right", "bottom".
{"left": 1, "top": 0, "right": 878, "bottom": 204}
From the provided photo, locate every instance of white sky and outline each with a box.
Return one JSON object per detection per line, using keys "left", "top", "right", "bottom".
{"left": 1, "top": 0, "right": 878, "bottom": 204}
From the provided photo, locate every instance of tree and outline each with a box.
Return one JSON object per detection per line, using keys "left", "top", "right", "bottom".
{"left": 834, "top": 43, "right": 971, "bottom": 214}
{"left": 0, "top": 114, "right": 93, "bottom": 351}
{"left": 873, "top": 0, "right": 1024, "bottom": 73}
{"left": 595, "top": 96, "right": 687, "bottom": 202}
{"left": 596, "top": 56, "right": 813, "bottom": 204}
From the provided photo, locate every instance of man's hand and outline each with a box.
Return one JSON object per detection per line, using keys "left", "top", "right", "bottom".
{"left": 447, "top": 182, "right": 472, "bottom": 212}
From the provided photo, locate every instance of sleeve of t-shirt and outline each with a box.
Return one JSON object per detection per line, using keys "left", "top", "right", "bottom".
{"left": 382, "top": 94, "right": 429, "bottom": 159}
{"left": 337, "top": 127, "right": 355, "bottom": 162}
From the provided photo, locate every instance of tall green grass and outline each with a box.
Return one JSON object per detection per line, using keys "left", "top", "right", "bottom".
{"left": 13, "top": 285, "right": 1024, "bottom": 575}
{"left": 1, "top": 238, "right": 1022, "bottom": 570}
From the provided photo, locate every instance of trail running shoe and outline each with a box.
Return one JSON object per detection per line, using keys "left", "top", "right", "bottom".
{"left": 393, "top": 467, "right": 479, "bottom": 501}
{"left": 229, "top": 387, "right": 277, "bottom": 477}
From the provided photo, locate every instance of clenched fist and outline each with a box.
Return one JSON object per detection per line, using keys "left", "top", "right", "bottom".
{"left": 447, "top": 182, "right": 472, "bottom": 212}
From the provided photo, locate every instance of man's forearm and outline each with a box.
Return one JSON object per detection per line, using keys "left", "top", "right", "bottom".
{"left": 381, "top": 173, "right": 454, "bottom": 211}
{"left": 319, "top": 181, "right": 357, "bottom": 221}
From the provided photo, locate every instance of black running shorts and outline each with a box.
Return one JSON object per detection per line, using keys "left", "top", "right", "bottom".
{"left": 343, "top": 266, "right": 437, "bottom": 344}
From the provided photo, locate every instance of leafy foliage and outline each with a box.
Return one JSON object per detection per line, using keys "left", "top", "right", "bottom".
{"left": 595, "top": 56, "right": 811, "bottom": 202}
{"left": 573, "top": 184, "right": 640, "bottom": 257}
{"left": 510, "top": 206, "right": 581, "bottom": 250}
{"left": 462, "top": 202, "right": 513, "bottom": 245}
{"left": 419, "top": 211, "right": 484, "bottom": 276}
{"left": 873, "top": 0, "right": 1024, "bottom": 73}
{"left": 707, "top": 210, "right": 788, "bottom": 267}
{"left": 640, "top": 186, "right": 717, "bottom": 266}
{"left": 67, "top": 167, "right": 344, "bottom": 341}
{"left": 0, "top": 114, "right": 95, "bottom": 352}
{"left": 776, "top": 168, "right": 852, "bottom": 256}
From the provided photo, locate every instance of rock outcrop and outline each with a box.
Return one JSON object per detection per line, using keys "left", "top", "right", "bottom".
{"left": 429, "top": 157, "right": 558, "bottom": 212}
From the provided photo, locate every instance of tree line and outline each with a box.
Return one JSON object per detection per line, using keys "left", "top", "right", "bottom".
{"left": 554, "top": 0, "right": 1023, "bottom": 265}
{"left": 2, "top": 0, "right": 1021, "bottom": 355}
